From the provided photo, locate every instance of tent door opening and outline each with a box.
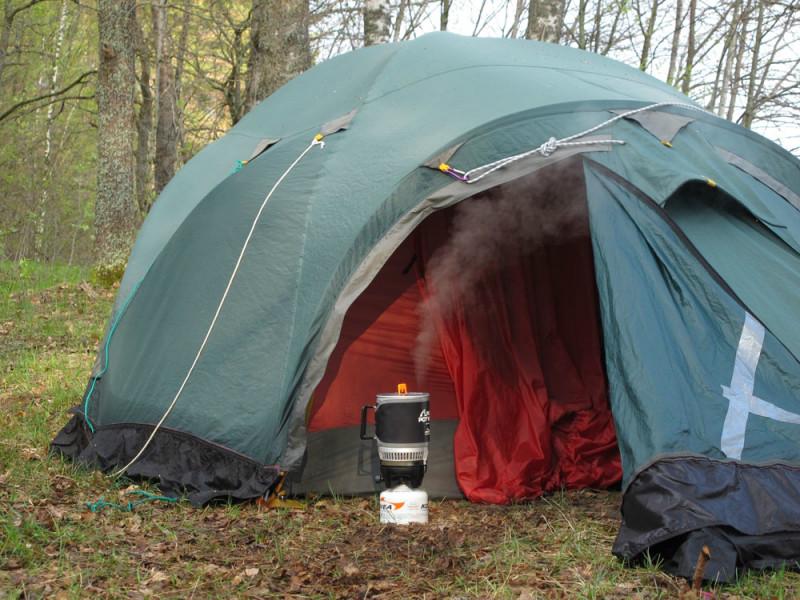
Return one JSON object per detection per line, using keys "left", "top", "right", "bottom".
{"left": 307, "top": 158, "right": 622, "bottom": 502}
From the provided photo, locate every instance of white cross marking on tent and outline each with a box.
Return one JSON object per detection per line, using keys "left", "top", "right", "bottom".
{"left": 720, "top": 312, "right": 800, "bottom": 460}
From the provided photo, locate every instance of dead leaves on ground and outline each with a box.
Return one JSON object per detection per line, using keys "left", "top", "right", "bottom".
{"left": 0, "top": 478, "right": 764, "bottom": 599}
{"left": 20, "top": 446, "right": 44, "bottom": 461}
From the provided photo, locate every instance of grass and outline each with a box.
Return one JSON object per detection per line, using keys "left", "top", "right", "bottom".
{"left": 1, "top": 260, "right": 799, "bottom": 598}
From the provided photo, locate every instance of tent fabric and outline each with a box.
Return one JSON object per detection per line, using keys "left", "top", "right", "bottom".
{"left": 614, "top": 457, "right": 800, "bottom": 582}
{"left": 716, "top": 147, "right": 800, "bottom": 210}
{"left": 307, "top": 183, "right": 621, "bottom": 503}
{"left": 307, "top": 234, "right": 459, "bottom": 433}
{"left": 612, "top": 109, "right": 694, "bottom": 143}
{"left": 588, "top": 119, "right": 800, "bottom": 255}
{"left": 666, "top": 183, "right": 800, "bottom": 360}
{"left": 585, "top": 163, "right": 800, "bottom": 479}
{"left": 52, "top": 33, "right": 800, "bottom": 579}
{"left": 413, "top": 184, "right": 620, "bottom": 503}
{"left": 112, "top": 31, "right": 695, "bottom": 322}
{"left": 52, "top": 410, "right": 279, "bottom": 506}
{"left": 287, "top": 421, "right": 463, "bottom": 498}
{"left": 585, "top": 163, "right": 800, "bottom": 577}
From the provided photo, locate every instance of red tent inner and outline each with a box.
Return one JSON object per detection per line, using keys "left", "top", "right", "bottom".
{"left": 309, "top": 163, "right": 621, "bottom": 503}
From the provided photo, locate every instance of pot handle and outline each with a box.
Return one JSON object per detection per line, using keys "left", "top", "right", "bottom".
{"left": 360, "top": 405, "right": 375, "bottom": 440}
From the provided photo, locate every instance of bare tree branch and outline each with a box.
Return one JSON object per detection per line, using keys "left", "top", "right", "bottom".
{"left": 0, "top": 69, "right": 95, "bottom": 122}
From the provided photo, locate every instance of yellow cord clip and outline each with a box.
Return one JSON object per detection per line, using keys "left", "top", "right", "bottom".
{"left": 660, "top": 140, "right": 673, "bottom": 148}
{"left": 257, "top": 472, "right": 305, "bottom": 510}
{"left": 438, "top": 163, "right": 450, "bottom": 173}
{"left": 706, "top": 178, "right": 717, "bottom": 188}
{"left": 314, "top": 133, "right": 324, "bottom": 142}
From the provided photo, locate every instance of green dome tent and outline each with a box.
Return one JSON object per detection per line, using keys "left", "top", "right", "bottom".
{"left": 53, "top": 33, "right": 800, "bottom": 580}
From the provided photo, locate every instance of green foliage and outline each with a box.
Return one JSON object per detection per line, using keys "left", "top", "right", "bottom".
{"left": 0, "top": 1, "right": 97, "bottom": 265}
{"left": 0, "top": 259, "right": 90, "bottom": 296}
{"left": 0, "top": 1, "right": 254, "bottom": 268}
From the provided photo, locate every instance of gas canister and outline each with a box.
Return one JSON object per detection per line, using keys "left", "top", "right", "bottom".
{"left": 379, "top": 484, "right": 429, "bottom": 525}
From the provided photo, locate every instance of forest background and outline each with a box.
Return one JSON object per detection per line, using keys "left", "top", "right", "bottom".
{"left": 0, "top": 0, "right": 798, "bottom": 274}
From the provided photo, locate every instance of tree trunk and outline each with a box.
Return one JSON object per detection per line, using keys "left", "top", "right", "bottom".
{"left": 0, "top": 2, "right": 12, "bottom": 84}
{"left": 666, "top": 0, "right": 684, "bottom": 85}
{"left": 742, "top": 0, "right": 764, "bottom": 128}
{"left": 576, "top": 0, "right": 588, "bottom": 49}
{"left": 717, "top": 0, "right": 741, "bottom": 117}
{"left": 590, "top": 0, "right": 602, "bottom": 53}
{"left": 706, "top": 47, "right": 727, "bottom": 111}
{"left": 35, "top": 0, "right": 69, "bottom": 259}
{"left": 173, "top": 0, "right": 190, "bottom": 162}
{"left": 223, "top": 23, "right": 246, "bottom": 125}
{"left": 441, "top": 0, "right": 453, "bottom": 32}
{"left": 727, "top": 2, "right": 748, "bottom": 121}
{"left": 364, "top": 0, "right": 392, "bottom": 46}
{"left": 244, "top": 0, "right": 311, "bottom": 113}
{"left": 638, "top": 0, "right": 661, "bottom": 71}
{"left": 134, "top": 5, "right": 153, "bottom": 213}
{"left": 152, "top": 0, "right": 178, "bottom": 194}
{"left": 526, "top": 0, "right": 565, "bottom": 43}
{"left": 681, "top": 0, "right": 697, "bottom": 95}
{"left": 95, "top": 0, "right": 138, "bottom": 280}
{"left": 174, "top": 2, "right": 190, "bottom": 93}
{"left": 601, "top": 1, "right": 625, "bottom": 55}
{"left": 393, "top": 0, "right": 407, "bottom": 41}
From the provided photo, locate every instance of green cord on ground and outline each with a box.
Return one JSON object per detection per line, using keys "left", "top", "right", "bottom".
{"left": 86, "top": 490, "right": 179, "bottom": 513}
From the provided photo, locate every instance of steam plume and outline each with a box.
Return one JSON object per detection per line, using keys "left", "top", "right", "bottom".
{"left": 414, "top": 160, "right": 587, "bottom": 379}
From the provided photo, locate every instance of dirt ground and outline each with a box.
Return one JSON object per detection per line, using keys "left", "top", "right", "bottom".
{"left": 2, "top": 479, "right": 681, "bottom": 599}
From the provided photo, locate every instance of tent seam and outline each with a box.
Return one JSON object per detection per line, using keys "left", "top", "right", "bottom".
{"left": 361, "top": 64, "right": 686, "bottom": 107}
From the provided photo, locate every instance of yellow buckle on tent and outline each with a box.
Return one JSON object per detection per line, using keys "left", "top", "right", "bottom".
{"left": 660, "top": 140, "right": 672, "bottom": 148}
{"left": 257, "top": 472, "right": 305, "bottom": 510}
{"left": 706, "top": 178, "right": 717, "bottom": 188}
